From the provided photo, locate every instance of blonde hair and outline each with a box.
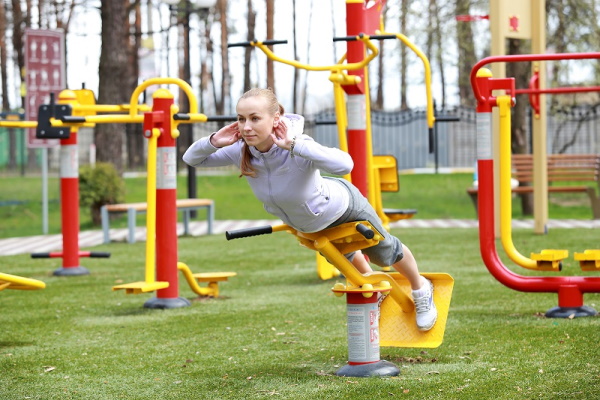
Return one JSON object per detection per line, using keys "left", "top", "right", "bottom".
{"left": 238, "top": 88, "right": 285, "bottom": 177}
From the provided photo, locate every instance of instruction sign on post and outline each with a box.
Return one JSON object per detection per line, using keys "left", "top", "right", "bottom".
{"left": 25, "top": 28, "right": 65, "bottom": 148}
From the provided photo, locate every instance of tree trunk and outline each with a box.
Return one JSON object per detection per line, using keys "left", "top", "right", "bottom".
{"left": 126, "top": 0, "right": 144, "bottom": 170}
{"left": 507, "top": 38, "right": 533, "bottom": 215}
{"left": 266, "top": 0, "right": 274, "bottom": 91}
{"left": 243, "top": 0, "right": 255, "bottom": 92}
{"left": 432, "top": 1, "right": 446, "bottom": 109}
{"left": 399, "top": 0, "right": 410, "bottom": 110}
{"left": 374, "top": 1, "right": 387, "bottom": 110}
{"left": 291, "top": 0, "right": 298, "bottom": 111}
{"left": 217, "top": 0, "right": 229, "bottom": 114}
{"left": 455, "top": 0, "right": 477, "bottom": 108}
{"left": 96, "top": 0, "right": 130, "bottom": 172}
{"left": 0, "top": 1, "right": 8, "bottom": 112}
{"left": 300, "top": 0, "right": 313, "bottom": 114}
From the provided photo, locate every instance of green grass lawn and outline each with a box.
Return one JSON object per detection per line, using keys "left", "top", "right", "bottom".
{"left": 0, "top": 171, "right": 596, "bottom": 239}
{"left": 1, "top": 227, "right": 599, "bottom": 399}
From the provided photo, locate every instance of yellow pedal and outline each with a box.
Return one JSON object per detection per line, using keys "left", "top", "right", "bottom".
{"left": 530, "top": 249, "right": 569, "bottom": 271}
{"left": 574, "top": 249, "right": 600, "bottom": 271}
{"left": 112, "top": 281, "right": 169, "bottom": 294}
{"left": 379, "top": 272, "right": 454, "bottom": 348}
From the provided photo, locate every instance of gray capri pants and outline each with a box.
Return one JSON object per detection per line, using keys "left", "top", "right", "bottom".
{"left": 325, "top": 177, "right": 404, "bottom": 267}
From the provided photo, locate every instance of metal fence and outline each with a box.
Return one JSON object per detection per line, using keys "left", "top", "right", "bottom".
{"left": 1, "top": 103, "right": 600, "bottom": 174}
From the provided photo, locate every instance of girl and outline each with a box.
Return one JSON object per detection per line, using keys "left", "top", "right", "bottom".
{"left": 183, "top": 88, "right": 437, "bottom": 331}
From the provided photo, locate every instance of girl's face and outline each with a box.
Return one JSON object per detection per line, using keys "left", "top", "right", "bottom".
{"left": 236, "top": 96, "right": 280, "bottom": 152}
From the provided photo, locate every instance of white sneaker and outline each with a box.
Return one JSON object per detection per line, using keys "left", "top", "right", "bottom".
{"left": 412, "top": 279, "right": 437, "bottom": 331}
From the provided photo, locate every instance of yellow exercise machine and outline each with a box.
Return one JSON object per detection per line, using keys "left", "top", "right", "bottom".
{"left": 225, "top": 221, "right": 453, "bottom": 376}
{"left": 51, "top": 79, "right": 235, "bottom": 306}
{"left": 230, "top": 31, "right": 440, "bottom": 280}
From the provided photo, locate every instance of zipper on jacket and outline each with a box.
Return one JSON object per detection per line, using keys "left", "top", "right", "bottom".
{"left": 261, "top": 153, "right": 291, "bottom": 223}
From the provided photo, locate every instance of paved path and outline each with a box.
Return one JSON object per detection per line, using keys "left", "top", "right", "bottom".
{"left": 1, "top": 219, "right": 599, "bottom": 256}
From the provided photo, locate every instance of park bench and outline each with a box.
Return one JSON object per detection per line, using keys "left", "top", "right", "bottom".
{"left": 467, "top": 154, "right": 600, "bottom": 219}
{"left": 101, "top": 198, "right": 214, "bottom": 244}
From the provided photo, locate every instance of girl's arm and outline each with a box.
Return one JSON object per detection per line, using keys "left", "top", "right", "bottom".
{"left": 292, "top": 135, "right": 353, "bottom": 176}
{"left": 182, "top": 135, "right": 241, "bottom": 168}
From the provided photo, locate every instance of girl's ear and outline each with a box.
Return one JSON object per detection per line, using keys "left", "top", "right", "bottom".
{"left": 273, "top": 114, "right": 280, "bottom": 127}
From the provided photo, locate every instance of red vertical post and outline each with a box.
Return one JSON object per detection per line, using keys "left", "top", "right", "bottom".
{"left": 342, "top": 0, "right": 384, "bottom": 197}
{"left": 144, "top": 89, "right": 190, "bottom": 309}
{"left": 53, "top": 90, "right": 89, "bottom": 276}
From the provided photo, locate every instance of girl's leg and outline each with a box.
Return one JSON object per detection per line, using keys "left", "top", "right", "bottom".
{"left": 391, "top": 244, "right": 426, "bottom": 290}
{"left": 392, "top": 244, "right": 437, "bottom": 331}
{"left": 351, "top": 250, "right": 373, "bottom": 274}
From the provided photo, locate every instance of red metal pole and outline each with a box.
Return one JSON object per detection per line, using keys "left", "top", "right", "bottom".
{"left": 473, "top": 69, "right": 600, "bottom": 318}
{"left": 144, "top": 90, "right": 190, "bottom": 309}
{"left": 342, "top": 0, "right": 385, "bottom": 197}
{"left": 53, "top": 90, "right": 89, "bottom": 276}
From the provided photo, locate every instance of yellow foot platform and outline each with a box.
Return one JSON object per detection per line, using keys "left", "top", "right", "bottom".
{"left": 574, "top": 249, "right": 600, "bottom": 271}
{"left": 530, "top": 249, "right": 569, "bottom": 271}
{"left": 112, "top": 281, "right": 169, "bottom": 294}
{"left": 379, "top": 272, "right": 454, "bottom": 348}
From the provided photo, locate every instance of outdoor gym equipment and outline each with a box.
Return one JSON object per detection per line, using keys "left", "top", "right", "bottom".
{"left": 54, "top": 78, "right": 235, "bottom": 307}
{"left": 0, "top": 93, "right": 116, "bottom": 276}
{"left": 226, "top": 221, "right": 453, "bottom": 377}
{"left": 471, "top": 53, "right": 600, "bottom": 317}
{"left": 0, "top": 272, "right": 45, "bottom": 291}
{"left": 228, "top": 26, "right": 445, "bottom": 279}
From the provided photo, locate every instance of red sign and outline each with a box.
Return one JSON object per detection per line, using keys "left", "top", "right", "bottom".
{"left": 25, "top": 29, "right": 65, "bottom": 148}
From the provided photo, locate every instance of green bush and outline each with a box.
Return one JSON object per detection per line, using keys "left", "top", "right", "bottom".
{"left": 79, "top": 162, "right": 125, "bottom": 225}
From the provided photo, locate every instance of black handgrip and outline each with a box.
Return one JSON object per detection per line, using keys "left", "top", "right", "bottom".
{"left": 315, "top": 120, "right": 337, "bottom": 125}
{"left": 260, "top": 39, "right": 288, "bottom": 46}
{"left": 226, "top": 226, "right": 273, "bottom": 240}
{"left": 333, "top": 34, "right": 397, "bottom": 42}
{"left": 90, "top": 252, "right": 111, "bottom": 258}
{"left": 30, "top": 253, "right": 50, "bottom": 259}
{"left": 228, "top": 39, "right": 288, "bottom": 48}
{"left": 355, "top": 224, "right": 375, "bottom": 239}
{"left": 435, "top": 116, "right": 460, "bottom": 123}
{"left": 60, "top": 116, "right": 87, "bottom": 123}
{"left": 173, "top": 114, "right": 237, "bottom": 122}
{"left": 206, "top": 115, "right": 237, "bottom": 122}
{"left": 173, "top": 113, "right": 191, "bottom": 121}
{"left": 428, "top": 127, "right": 434, "bottom": 154}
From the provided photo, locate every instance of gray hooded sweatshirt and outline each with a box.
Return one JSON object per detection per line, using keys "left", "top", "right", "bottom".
{"left": 182, "top": 117, "right": 353, "bottom": 233}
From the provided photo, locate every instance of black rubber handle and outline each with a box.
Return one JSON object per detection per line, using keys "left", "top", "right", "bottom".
{"left": 60, "top": 116, "right": 87, "bottom": 123}
{"left": 226, "top": 226, "right": 273, "bottom": 240}
{"left": 90, "top": 252, "right": 111, "bottom": 258}
{"left": 435, "top": 116, "right": 460, "bottom": 122}
{"left": 206, "top": 115, "right": 237, "bottom": 122}
{"left": 355, "top": 224, "right": 375, "bottom": 239}
{"left": 173, "top": 113, "right": 191, "bottom": 121}
{"left": 228, "top": 39, "right": 288, "bottom": 48}
{"left": 333, "top": 34, "right": 397, "bottom": 42}
{"left": 173, "top": 114, "right": 236, "bottom": 122}
{"left": 428, "top": 127, "right": 434, "bottom": 154}
{"left": 30, "top": 253, "right": 50, "bottom": 259}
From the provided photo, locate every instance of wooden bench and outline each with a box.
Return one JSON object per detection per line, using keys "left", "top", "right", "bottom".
{"left": 101, "top": 198, "right": 214, "bottom": 244}
{"left": 467, "top": 154, "right": 600, "bottom": 219}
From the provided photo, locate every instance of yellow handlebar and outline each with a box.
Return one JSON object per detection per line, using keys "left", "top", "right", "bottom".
{"left": 129, "top": 77, "right": 198, "bottom": 117}
{"left": 252, "top": 35, "right": 379, "bottom": 74}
